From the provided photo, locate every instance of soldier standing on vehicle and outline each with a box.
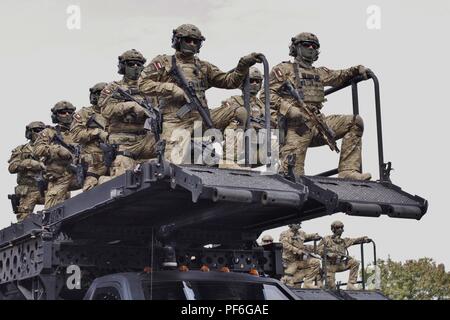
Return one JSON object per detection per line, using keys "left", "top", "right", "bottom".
{"left": 279, "top": 223, "right": 322, "bottom": 288}
{"left": 34, "top": 101, "right": 79, "bottom": 209}
{"left": 212, "top": 67, "right": 277, "bottom": 167}
{"left": 98, "top": 49, "right": 157, "bottom": 178}
{"left": 265, "top": 32, "right": 372, "bottom": 180}
{"left": 318, "top": 220, "right": 371, "bottom": 290}
{"left": 138, "top": 23, "right": 262, "bottom": 164}
{"left": 71, "top": 82, "right": 109, "bottom": 190}
{"left": 8, "top": 122, "right": 47, "bottom": 221}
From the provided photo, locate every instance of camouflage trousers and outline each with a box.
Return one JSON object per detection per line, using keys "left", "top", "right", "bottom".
{"left": 14, "top": 185, "right": 44, "bottom": 221}
{"left": 211, "top": 104, "right": 277, "bottom": 168}
{"left": 44, "top": 172, "right": 76, "bottom": 209}
{"left": 281, "top": 113, "right": 364, "bottom": 176}
{"left": 108, "top": 132, "right": 156, "bottom": 177}
{"left": 281, "top": 258, "right": 321, "bottom": 289}
{"left": 161, "top": 112, "right": 202, "bottom": 164}
{"left": 82, "top": 152, "right": 108, "bottom": 191}
{"left": 325, "top": 257, "right": 360, "bottom": 290}
{"left": 211, "top": 103, "right": 246, "bottom": 132}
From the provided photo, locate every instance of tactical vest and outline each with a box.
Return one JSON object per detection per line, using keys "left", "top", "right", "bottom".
{"left": 83, "top": 107, "right": 107, "bottom": 153}
{"left": 293, "top": 63, "right": 325, "bottom": 104}
{"left": 16, "top": 144, "right": 38, "bottom": 185}
{"left": 325, "top": 237, "right": 347, "bottom": 256}
{"left": 108, "top": 82, "right": 148, "bottom": 135}
{"left": 45, "top": 126, "right": 74, "bottom": 169}
{"left": 231, "top": 96, "right": 264, "bottom": 118}
{"left": 172, "top": 56, "right": 209, "bottom": 107}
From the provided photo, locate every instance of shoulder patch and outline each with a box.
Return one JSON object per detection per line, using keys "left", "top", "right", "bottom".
{"left": 274, "top": 68, "right": 284, "bottom": 81}
{"left": 74, "top": 113, "right": 82, "bottom": 122}
{"left": 153, "top": 61, "right": 163, "bottom": 70}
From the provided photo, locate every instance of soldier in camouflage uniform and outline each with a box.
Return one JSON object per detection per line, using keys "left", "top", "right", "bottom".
{"left": 266, "top": 32, "right": 372, "bottom": 180}
{"left": 318, "top": 220, "right": 371, "bottom": 290}
{"left": 138, "top": 24, "right": 262, "bottom": 164}
{"left": 212, "top": 67, "right": 276, "bottom": 167}
{"left": 261, "top": 234, "right": 274, "bottom": 246}
{"left": 98, "top": 49, "right": 156, "bottom": 178}
{"left": 279, "top": 223, "right": 322, "bottom": 288}
{"left": 8, "top": 122, "right": 46, "bottom": 221}
{"left": 71, "top": 83, "right": 109, "bottom": 191}
{"left": 34, "top": 101, "right": 78, "bottom": 209}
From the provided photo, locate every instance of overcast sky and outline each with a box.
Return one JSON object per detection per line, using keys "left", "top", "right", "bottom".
{"left": 0, "top": 0, "right": 448, "bottom": 271}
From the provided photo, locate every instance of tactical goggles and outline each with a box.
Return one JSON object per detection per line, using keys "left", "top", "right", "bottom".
{"left": 300, "top": 41, "right": 320, "bottom": 50}
{"left": 250, "top": 78, "right": 262, "bottom": 84}
{"left": 31, "top": 128, "right": 44, "bottom": 133}
{"left": 57, "top": 110, "right": 74, "bottom": 115}
{"left": 125, "top": 60, "right": 144, "bottom": 67}
{"left": 182, "top": 37, "right": 202, "bottom": 46}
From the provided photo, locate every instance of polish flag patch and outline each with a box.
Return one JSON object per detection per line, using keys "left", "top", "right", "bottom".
{"left": 153, "top": 61, "right": 163, "bottom": 70}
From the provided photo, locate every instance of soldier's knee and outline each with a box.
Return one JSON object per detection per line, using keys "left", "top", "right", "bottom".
{"left": 311, "top": 258, "right": 321, "bottom": 267}
{"left": 234, "top": 106, "right": 248, "bottom": 126}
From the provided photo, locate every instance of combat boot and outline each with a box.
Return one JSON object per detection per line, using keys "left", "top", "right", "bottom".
{"left": 338, "top": 170, "right": 372, "bottom": 181}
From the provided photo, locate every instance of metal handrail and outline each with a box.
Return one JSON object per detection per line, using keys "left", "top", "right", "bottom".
{"left": 317, "top": 72, "right": 391, "bottom": 182}
{"left": 333, "top": 240, "right": 377, "bottom": 290}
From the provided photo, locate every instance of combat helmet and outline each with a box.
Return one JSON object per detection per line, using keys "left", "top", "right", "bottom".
{"left": 25, "top": 121, "right": 46, "bottom": 140}
{"left": 89, "top": 82, "right": 108, "bottom": 94}
{"left": 172, "top": 24, "right": 205, "bottom": 54}
{"left": 51, "top": 101, "right": 76, "bottom": 124}
{"left": 288, "top": 223, "right": 301, "bottom": 230}
{"left": 89, "top": 82, "right": 108, "bottom": 106}
{"left": 118, "top": 49, "right": 146, "bottom": 76}
{"left": 249, "top": 67, "right": 263, "bottom": 80}
{"left": 289, "top": 32, "right": 320, "bottom": 58}
{"left": 261, "top": 234, "right": 274, "bottom": 245}
{"left": 245, "top": 66, "right": 264, "bottom": 95}
{"left": 331, "top": 220, "right": 344, "bottom": 230}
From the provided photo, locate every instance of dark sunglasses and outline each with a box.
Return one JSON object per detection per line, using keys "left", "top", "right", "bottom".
{"left": 300, "top": 41, "right": 319, "bottom": 50}
{"left": 183, "top": 37, "right": 201, "bottom": 45}
{"left": 125, "top": 61, "right": 144, "bottom": 67}
{"left": 57, "top": 110, "right": 74, "bottom": 115}
{"left": 31, "top": 128, "right": 44, "bottom": 133}
{"left": 250, "top": 78, "right": 262, "bottom": 84}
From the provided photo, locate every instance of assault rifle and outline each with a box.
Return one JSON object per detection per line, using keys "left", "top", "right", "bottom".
{"left": 282, "top": 80, "right": 340, "bottom": 153}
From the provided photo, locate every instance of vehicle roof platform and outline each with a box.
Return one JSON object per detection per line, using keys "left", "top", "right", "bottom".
{"left": 0, "top": 161, "right": 428, "bottom": 247}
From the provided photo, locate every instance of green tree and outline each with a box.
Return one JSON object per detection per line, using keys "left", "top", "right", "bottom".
{"left": 369, "top": 258, "right": 450, "bottom": 300}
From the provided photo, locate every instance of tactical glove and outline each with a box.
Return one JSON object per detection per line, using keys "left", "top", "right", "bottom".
{"left": 357, "top": 65, "right": 371, "bottom": 80}
{"left": 98, "top": 131, "right": 109, "bottom": 143}
{"left": 171, "top": 84, "right": 189, "bottom": 103}
{"left": 237, "top": 52, "right": 263, "bottom": 71}
{"left": 55, "top": 146, "right": 72, "bottom": 160}
{"left": 21, "top": 159, "right": 45, "bottom": 171}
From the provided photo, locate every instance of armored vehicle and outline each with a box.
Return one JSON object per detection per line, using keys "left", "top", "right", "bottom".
{"left": 0, "top": 60, "right": 427, "bottom": 300}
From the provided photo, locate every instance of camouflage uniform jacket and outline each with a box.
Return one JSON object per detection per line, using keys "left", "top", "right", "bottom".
{"left": 98, "top": 78, "right": 149, "bottom": 135}
{"left": 222, "top": 95, "right": 276, "bottom": 129}
{"left": 265, "top": 60, "right": 361, "bottom": 120}
{"left": 318, "top": 235, "right": 366, "bottom": 259}
{"left": 33, "top": 125, "right": 75, "bottom": 178}
{"left": 8, "top": 142, "right": 43, "bottom": 187}
{"left": 70, "top": 105, "right": 108, "bottom": 155}
{"left": 138, "top": 52, "right": 249, "bottom": 120}
{"left": 280, "top": 229, "right": 318, "bottom": 262}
